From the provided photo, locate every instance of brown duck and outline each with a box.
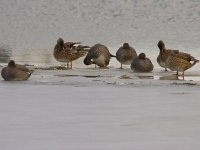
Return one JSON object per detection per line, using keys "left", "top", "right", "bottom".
{"left": 131, "top": 53, "right": 154, "bottom": 72}
{"left": 83, "top": 44, "right": 115, "bottom": 68}
{"left": 53, "top": 38, "right": 89, "bottom": 69}
{"left": 116, "top": 43, "right": 137, "bottom": 69}
{"left": 166, "top": 52, "right": 199, "bottom": 79}
{"left": 157, "top": 40, "right": 198, "bottom": 71}
{"left": 1, "top": 60, "right": 32, "bottom": 81}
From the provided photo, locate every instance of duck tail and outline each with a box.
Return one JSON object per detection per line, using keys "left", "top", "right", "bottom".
{"left": 192, "top": 59, "right": 199, "bottom": 66}
{"left": 82, "top": 46, "right": 90, "bottom": 51}
{"left": 110, "top": 53, "right": 116, "bottom": 57}
{"left": 76, "top": 45, "right": 90, "bottom": 51}
{"left": 190, "top": 56, "right": 199, "bottom": 62}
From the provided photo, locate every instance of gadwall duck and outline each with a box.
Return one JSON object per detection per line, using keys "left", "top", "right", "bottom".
{"left": 166, "top": 52, "right": 199, "bottom": 79}
{"left": 116, "top": 43, "right": 137, "bottom": 69}
{"left": 1, "top": 60, "right": 31, "bottom": 81}
{"left": 157, "top": 40, "right": 198, "bottom": 71}
{"left": 83, "top": 43, "right": 115, "bottom": 68}
{"left": 131, "top": 53, "right": 154, "bottom": 72}
{"left": 53, "top": 38, "right": 89, "bottom": 69}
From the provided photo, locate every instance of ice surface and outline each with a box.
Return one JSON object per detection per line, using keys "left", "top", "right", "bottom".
{"left": 1, "top": 81, "right": 200, "bottom": 150}
{"left": 0, "top": 67, "right": 200, "bottom": 149}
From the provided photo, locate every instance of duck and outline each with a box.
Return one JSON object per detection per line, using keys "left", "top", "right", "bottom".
{"left": 166, "top": 52, "right": 199, "bottom": 79}
{"left": 1, "top": 60, "right": 32, "bottom": 81}
{"left": 83, "top": 43, "right": 115, "bottom": 68}
{"left": 131, "top": 53, "right": 154, "bottom": 72}
{"left": 53, "top": 38, "right": 89, "bottom": 69}
{"left": 157, "top": 40, "right": 178, "bottom": 71}
{"left": 116, "top": 43, "right": 137, "bottom": 69}
{"left": 157, "top": 40, "right": 198, "bottom": 71}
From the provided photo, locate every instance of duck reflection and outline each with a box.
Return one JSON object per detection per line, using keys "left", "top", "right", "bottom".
{"left": 159, "top": 74, "right": 180, "bottom": 80}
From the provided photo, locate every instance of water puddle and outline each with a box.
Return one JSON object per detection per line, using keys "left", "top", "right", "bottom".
{"left": 34, "top": 66, "right": 69, "bottom": 70}
{"left": 55, "top": 74, "right": 80, "bottom": 77}
{"left": 54, "top": 73, "right": 200, "bottom": 82}
{"left": 119, "top": 75, "right": 133, "bottom": 79}
{"left": 55, "top": 74, "right": 114, "bottom": 78}
{"left": 169, "top": 92, "right": 191, "bottom": 95}
{"left": 137, "top": 76, "right": 154, "bottom": 79}
{"left": 155, "top": 74, "right": 200, "bottom": 82}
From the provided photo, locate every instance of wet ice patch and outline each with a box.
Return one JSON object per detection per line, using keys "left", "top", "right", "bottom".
{"left": 155, "top": 74, "right": 200, "bottom": 82}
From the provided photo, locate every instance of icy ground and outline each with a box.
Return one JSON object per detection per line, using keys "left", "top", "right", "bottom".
{"left": 0, "top": 68, "right": 200, "bottom": 150}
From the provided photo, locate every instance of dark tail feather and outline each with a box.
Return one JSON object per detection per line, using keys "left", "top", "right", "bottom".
{"left": 110, "top": 53, "right": 116, "bottom": 57}
{"left": 192, "top": 60, "right": 199, "bottom": 66}
{"left": 28, "top": 72, "right": 32, "bottom": 77}
{"left": 190, "top": 56, "right": 199, "bottom": 62}
{"left": 82, "top": 45, "right": 90, "bottom": 48}
{"left": 81, "top": 45, "right": 90, "bottom": 51}
{"left": 71, "top": 42, "right": 81, "bottom": 45}
{"left": 75, "top": 45, "right": 90, "bottom": 52}
{"left": 65, "top": 42, "right": 82, "bottom": 47}
{"left": 194, "top": 59, "right": 199, "bottom": 63}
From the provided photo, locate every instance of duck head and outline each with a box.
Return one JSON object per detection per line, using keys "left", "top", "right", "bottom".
{"left": 138, "top": 53, "right": 146, "bottom": 60}
{"left": 123, "top": 43, "right": 130, "bottom": 49}
{"left": 54, "top": 38, "right": 64, "bottom": 50}
{"left": 8, "top": 60, "right": 16, "bottom": 68}
{"left": 157, "top": 40, "right": 166, "bottom": 51}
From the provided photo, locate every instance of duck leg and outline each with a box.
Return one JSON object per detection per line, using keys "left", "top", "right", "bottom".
{"left": 176, "top": 71, "right": 179, "bottom": 76}
{"left": 67, "top": 62, "right": 70, "bottom": 69}
{"left": 70, "top": 61, "right": 73, "bottom": 69}
{"left": 120, "top": 63, "right": 123, "bottom": 69}
{"left": 182, "top": 71, "right": 185, "bottom": 80}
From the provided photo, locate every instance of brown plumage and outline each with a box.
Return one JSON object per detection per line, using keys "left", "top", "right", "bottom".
{"left": 131, "top": 53, "right": 154, "bottom": 72}
{"left": 64, "top": 42, "right": 81, "bottom": 48}
{"left": 116, "top": 43, "right": 137, "bottom": 69}
{"left": 53, "top": 38, "right": 89, "bottom": 69}
{"left": 157, "top": 40, "right": 198, "bottom": 71}
{"left": 1, "top": 60, "right": 32, "bottom": 81}
{"left": 84, "top": 44, "right": 115, "bottom": 68}
{"left": 166, "top": 53, "right": 199, "bottom": 79}
{"left": 157, "top": 40, "right": 178, "bottom": 71}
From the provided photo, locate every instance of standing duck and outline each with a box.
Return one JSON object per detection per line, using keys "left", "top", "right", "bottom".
{"left": 166, "top": 52, "right": 199, "bottom": 79}
{"left": 53, "top": 38, "right": 89, "bottom": 69}
{"left": 116, "top": 43, "right": 137, "bottom": 69}
{"left": 83, "top": 44, "right": 115, "bottom": 68}
{"left": 157, "top": 40, "right": 178, "bottom": 71}
{"left": 131, "top": 53, "right": 154, "bottom": 72}
{"left": 1, "top": 60, "right": 32, "bottom": 81}
{"left": 157, "top": 40, "right": 198, "bottom": 71}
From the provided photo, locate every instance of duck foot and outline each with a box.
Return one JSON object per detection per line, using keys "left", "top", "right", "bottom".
{"left": 99, "top": 66, "right": 109, "bottom": 69}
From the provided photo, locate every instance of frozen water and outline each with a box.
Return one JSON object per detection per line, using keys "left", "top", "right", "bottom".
{"left": 1, "top": 83, "right": 200, "bottom": 150}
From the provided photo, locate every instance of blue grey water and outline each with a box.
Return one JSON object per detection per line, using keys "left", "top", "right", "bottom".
{"left": 0, "top": 0, "right": 200, "bottom": 66}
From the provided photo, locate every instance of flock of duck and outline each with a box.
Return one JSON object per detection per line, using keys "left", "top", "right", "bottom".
{"left": 1, "top": 38, "right": 199, "bottom": 81}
